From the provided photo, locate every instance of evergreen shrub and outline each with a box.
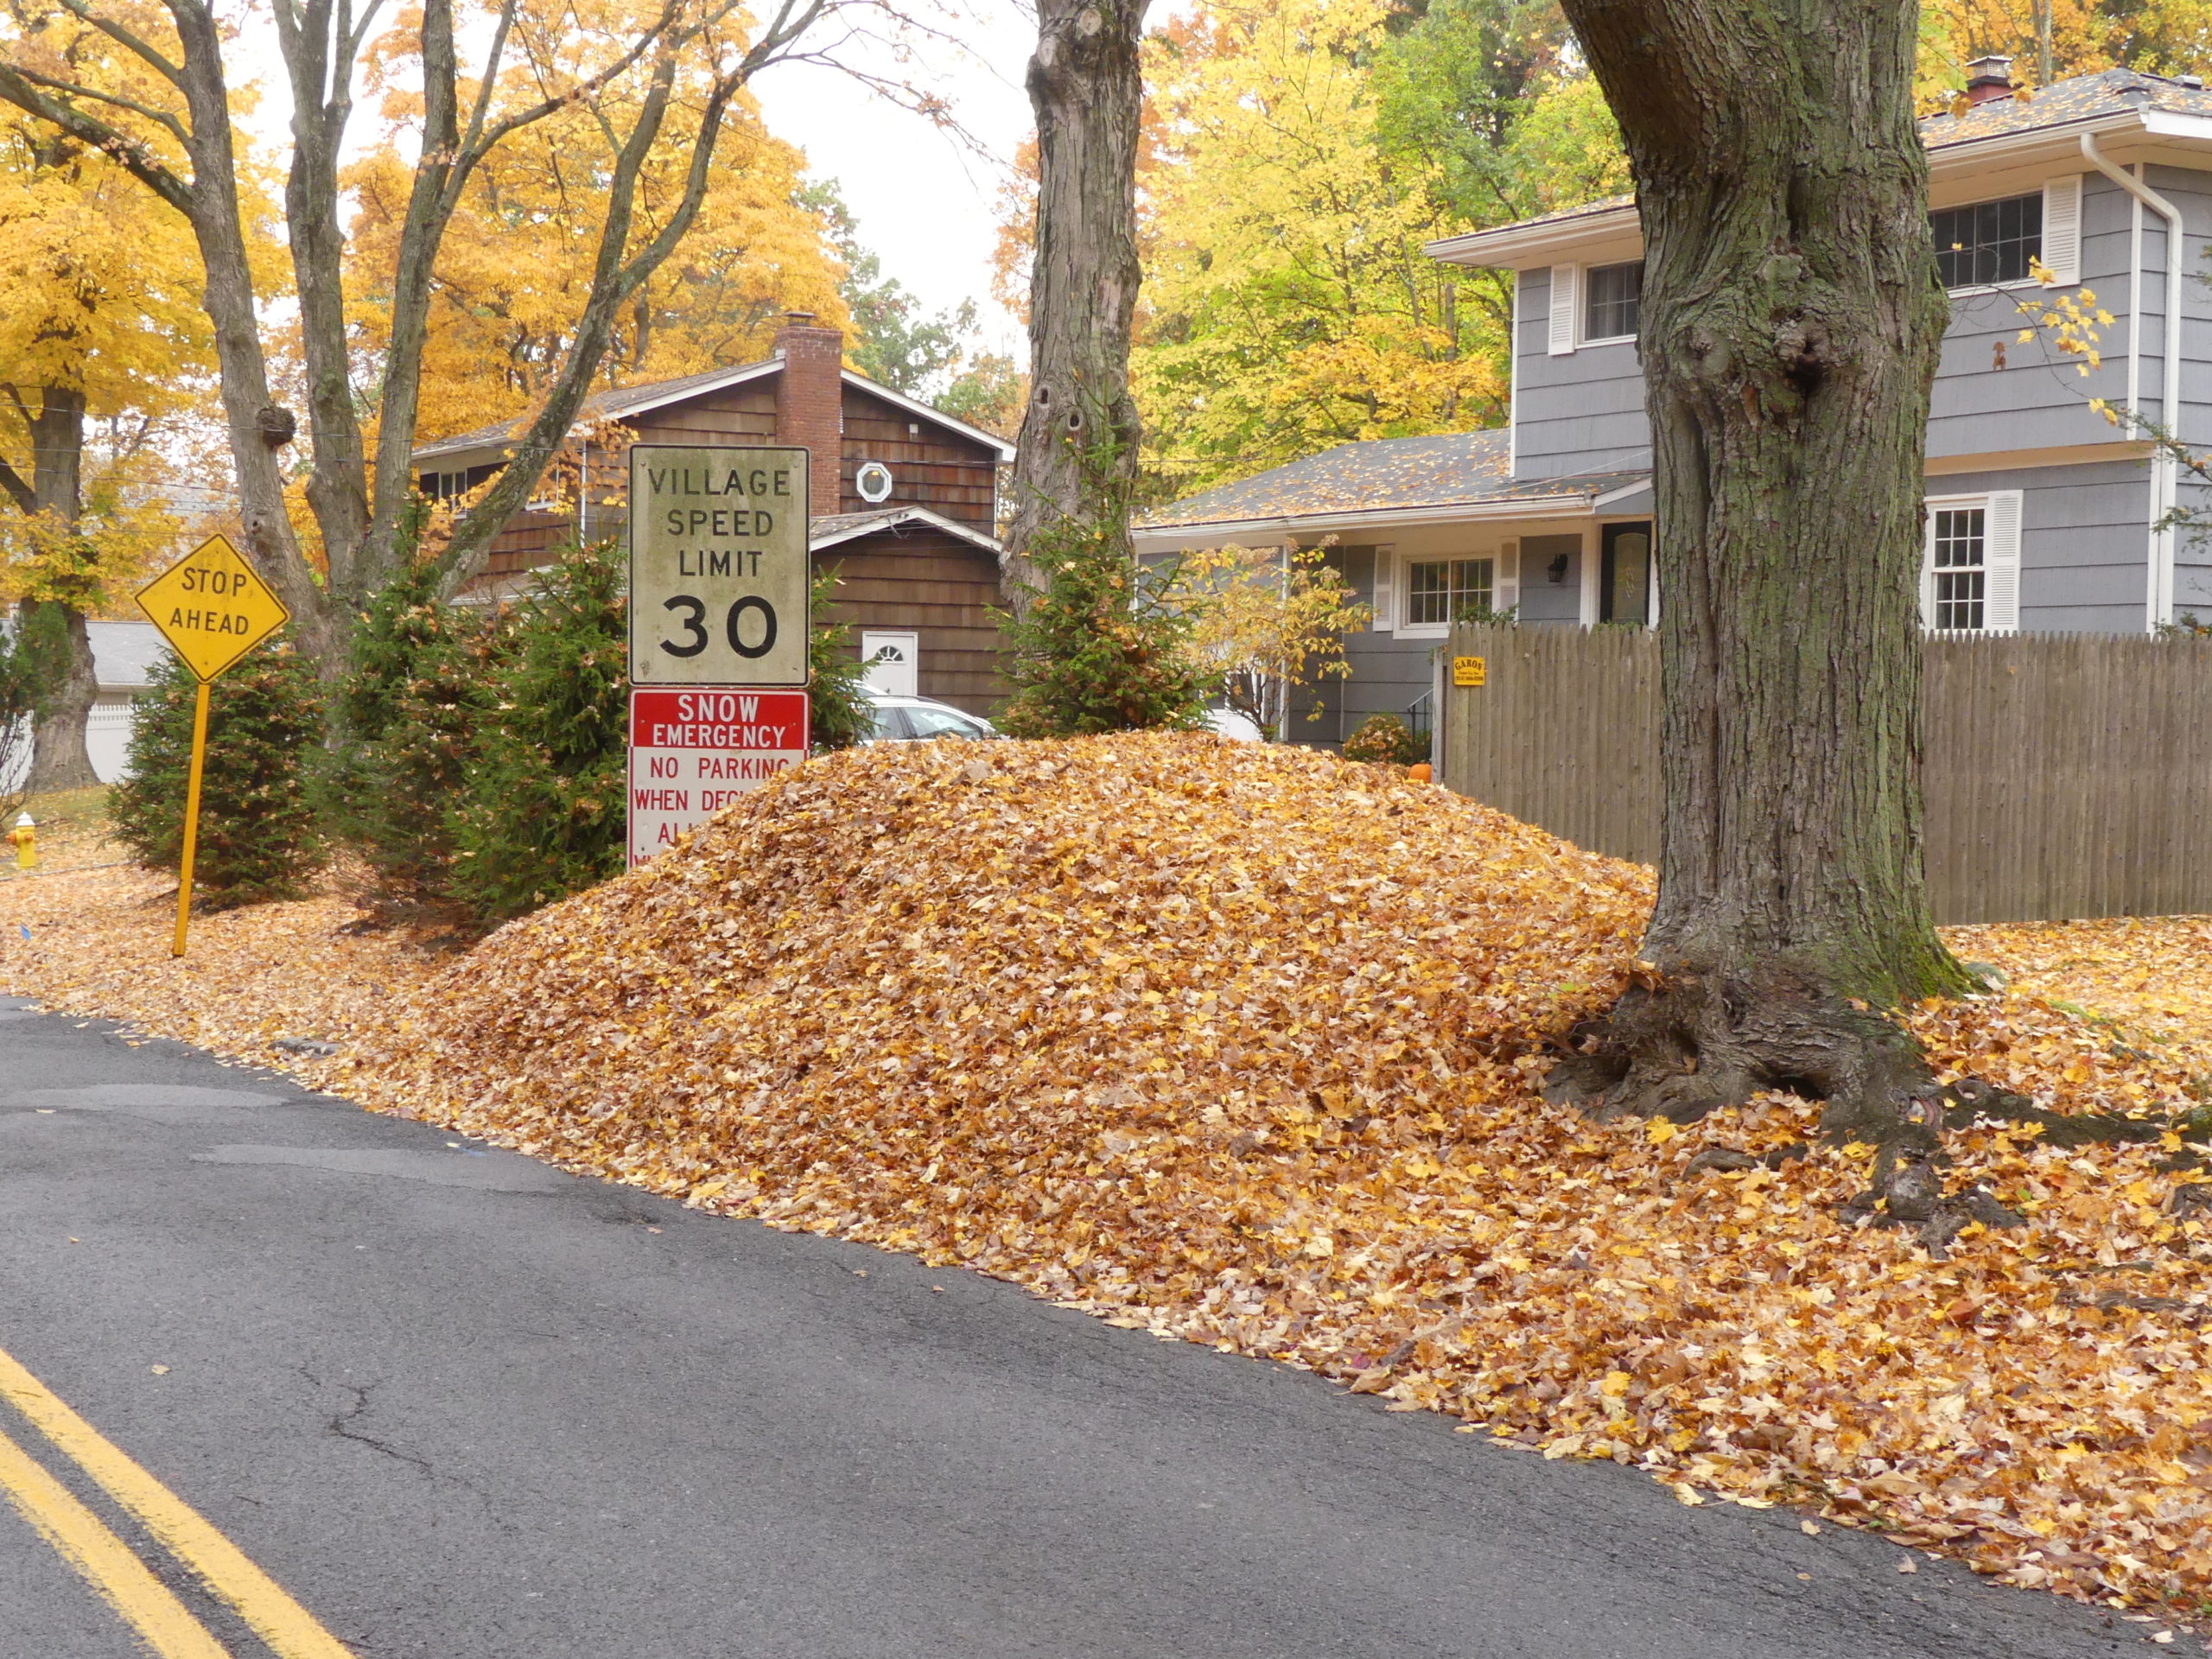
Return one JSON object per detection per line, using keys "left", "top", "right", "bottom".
{"left": 807, "top": 564, "right": 874, "bottom": 751}
{"left": 1343, "top": 712, "right": 1428, "bottom": 766}
{"left": 997, "top": 454, "right": 1209, "bottom": 737}
{"left": 448, "top": 539, "right": 629, "bottom": 921}
{"left": 322, "top": 555, "right": 511, "bottom": 913}
{"left": 113, "top": 637, "right": 328, "bottom": 906}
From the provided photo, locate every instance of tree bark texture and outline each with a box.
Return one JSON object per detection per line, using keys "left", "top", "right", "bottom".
{"left": 1004, "top": 0, "right": 1149, "bottom": 606}
{"left": 1548, "top": 0, "right": 1975, "bottom": 1135}
{"left": 15, "top": 386, "right": 98, "bottom": 792}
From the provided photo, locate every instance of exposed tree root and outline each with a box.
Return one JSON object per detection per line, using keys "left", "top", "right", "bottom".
{"left": 1541, "top": 965, "right": 1943, "bottom": 1147}
{"left": 1541, "top": 966, "right": 2197, "bottom": 1257}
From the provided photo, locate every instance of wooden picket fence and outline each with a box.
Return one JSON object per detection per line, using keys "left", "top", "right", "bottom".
{"left": 1436, "top": 623, "right": 2212, "bottom": 925}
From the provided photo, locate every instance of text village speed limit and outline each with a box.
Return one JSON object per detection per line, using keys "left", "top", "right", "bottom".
{"left": 628, "top": 442, "right": 810, "bottom": 688}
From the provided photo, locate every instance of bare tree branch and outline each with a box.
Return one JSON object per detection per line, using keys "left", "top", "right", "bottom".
{"left": 0, "top": 65, "right": 192, "bottom": 213}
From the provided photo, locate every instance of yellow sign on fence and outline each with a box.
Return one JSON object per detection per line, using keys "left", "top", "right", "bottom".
{"left": 1453, "top": 654, "right": 1487, "bottom": 688}
{"left": 135, "top": 535, "right": 291, "bottom": 958}
{"left": 137, "top": 534, "right": 289, "bottom": 682}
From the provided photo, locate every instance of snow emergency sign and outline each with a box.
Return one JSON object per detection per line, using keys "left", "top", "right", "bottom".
{"left": 136, "top": 533, "right": 290, "bottom": 681}
{"left": 627, "top": 687, "right": 810, "bottom": 867}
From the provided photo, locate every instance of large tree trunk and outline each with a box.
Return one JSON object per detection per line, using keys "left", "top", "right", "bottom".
{"left": 20, "top": 386, "right": 98, "bottom": 794}
{"left": 164, "top": 3, "right": 339, "bottom": 666}
{"left": 1004, "top": 0, "right": 1149, "bottom": 607}
{"left": 1546, "top": 0, "right": 1976, "bottom": 1142}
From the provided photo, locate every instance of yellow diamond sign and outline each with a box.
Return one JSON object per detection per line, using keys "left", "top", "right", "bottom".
{"left": 137, "top": 534, "right": 290, "bottom": 681}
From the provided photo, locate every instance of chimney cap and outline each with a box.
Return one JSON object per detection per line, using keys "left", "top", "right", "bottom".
{"left": 780, "top": 310, "right": 819, "bottom": 327}
{"left": 1964, "top": 53, "right": 2014, "bottom": 105}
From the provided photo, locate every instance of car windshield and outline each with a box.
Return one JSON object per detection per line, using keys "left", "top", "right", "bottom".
{"left": 867, "top": 703, "right": 911, "bottom": 741}
{"left": 904, "top": 704, "right": 988, "bottom": 740}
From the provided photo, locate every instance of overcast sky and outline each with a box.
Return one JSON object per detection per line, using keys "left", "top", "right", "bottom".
{"left": 752, "top": 0, "right": 1037, "bottom": 354}
{"left": 232, "top": 0, "right": 1037, "bottom": 358}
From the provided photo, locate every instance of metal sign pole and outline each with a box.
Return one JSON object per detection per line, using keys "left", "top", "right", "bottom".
{"left": 171, "top": 680, "right": 210, "bottom": 958}
{"left": 136, "top": 533, "right": 289, "bottom": 960}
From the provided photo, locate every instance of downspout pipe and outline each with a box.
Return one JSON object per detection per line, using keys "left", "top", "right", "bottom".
{"left": 2081, "top": 131, "right": 2183, "bottom": 628}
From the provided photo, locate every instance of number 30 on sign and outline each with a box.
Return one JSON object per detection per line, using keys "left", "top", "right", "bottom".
{"left": 628, "top": 443, "right": 809, "bottom": 688}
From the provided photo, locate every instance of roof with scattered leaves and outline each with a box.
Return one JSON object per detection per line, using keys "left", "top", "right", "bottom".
{"left": 1138, "top": 431, "right": 1644, "bottom": 532}
{"left": 1922, "top": 67, "right": 2212, "bottom": 147}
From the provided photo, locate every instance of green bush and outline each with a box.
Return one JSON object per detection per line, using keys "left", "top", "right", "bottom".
{"left": 321, "top": 556, "right": 511, "bottom": 913}
{"left": 112, "top": 637, "right": 328, "bottom": 906}
{"left": 997, "top": 454, "right": 1209, "bottom": 737}
{"left": 1342, "top": 712, "right": 1428, "bottom": 766}
{"left": 448, "top": 539, "right": 629, "bottom": 921}
{"left": 807, "top": 564, "right": 873, "bottom": 752}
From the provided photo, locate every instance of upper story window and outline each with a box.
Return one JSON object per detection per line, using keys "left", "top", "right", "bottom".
{"left": 1584, "top": 261, "right": 1643, "bottom": 341}
{"left": 1930, "top": 193, "right": 2042, "bottom": 289}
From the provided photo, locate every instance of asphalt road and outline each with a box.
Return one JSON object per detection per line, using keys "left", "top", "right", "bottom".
{"left": 0, "top": 995, "right": 2162, "bottom": 1659}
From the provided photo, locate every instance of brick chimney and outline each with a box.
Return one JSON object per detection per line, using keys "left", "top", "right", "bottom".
{"left": 1965, "top": 54, "right": 2014, "bottom": 105}
{"left": 773, "top": 311, "right": 845, "bottom": 518}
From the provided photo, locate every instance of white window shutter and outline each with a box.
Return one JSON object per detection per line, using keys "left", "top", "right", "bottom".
{"left": 1496, "top": 539, "right": 1520, "bottom": 614}
{"left": 1548, "top": 264, "right": 1580, "bottom": 355}
{"left": 1370, "top": 544, "right": 1395, "bottom": 631}
{"left": 2041, "top": 175, "right": 2082, "bottom": 286}
{"left": 1985, "top": 490, "right": 2024, "bottom": 632}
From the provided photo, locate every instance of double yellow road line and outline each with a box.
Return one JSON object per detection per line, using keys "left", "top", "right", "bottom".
{"left": 0, "top": 1344, "right": 356, "bottom": 1657}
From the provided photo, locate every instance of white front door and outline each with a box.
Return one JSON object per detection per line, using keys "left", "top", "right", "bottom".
{"left": 860, "top": 631, "right": 918, "bottom": 697}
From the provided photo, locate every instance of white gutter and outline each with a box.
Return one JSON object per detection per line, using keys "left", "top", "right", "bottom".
{"left": 1129, "top": 491, "right": 1610, "bottom": 552}
{"left": 2081, "top": 130, "right": 2182, "bottom": 627}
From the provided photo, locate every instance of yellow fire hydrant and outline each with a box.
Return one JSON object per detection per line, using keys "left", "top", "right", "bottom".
{"left": 9, "top": 812, "right": 34, "bottom": 871}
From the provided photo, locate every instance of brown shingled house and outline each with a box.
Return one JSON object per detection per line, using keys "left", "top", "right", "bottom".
{"left": 412, "top": 315, "right": 1015, "bottom": 715}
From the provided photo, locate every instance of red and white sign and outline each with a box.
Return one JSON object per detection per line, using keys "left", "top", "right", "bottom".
{"left": 627, "top": 686, "right": 809, "bottom": 867}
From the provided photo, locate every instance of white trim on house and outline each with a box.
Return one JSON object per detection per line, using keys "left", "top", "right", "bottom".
{"left": 1922, "top": 489, "right": 2024, "bottom": 633}
{"left": 1924, "top": 440, "right": 2148, "bottom": 474}
{"left": 840, "top": 371, "right": 1017, "bottom": 461}
{"left": 1390, "top": 547, "right": 1507, "bottom": 639}
{"left": 810, "top": 505, "right": 1004, "bottom": 556}
{"left": 1132, "top": 490, "right": 1617, "bottom": 553}
{"left": 1548, "top": 263, "right": 1580, "bottom": 355}
{"left": 1370, "top": 544, "right": 1396, "bottom": 632}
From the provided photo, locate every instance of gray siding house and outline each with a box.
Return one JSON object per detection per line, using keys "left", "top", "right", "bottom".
{"left": 1134, "top": 60, "right": 2212, "bottom": 747}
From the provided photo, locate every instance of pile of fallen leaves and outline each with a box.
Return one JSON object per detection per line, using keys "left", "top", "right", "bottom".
{"left": 4, "top": 738, "right": 2207, "bottom": 1628}
{"left": 336, "top": 734, "right": 2211, "bottom": 1625}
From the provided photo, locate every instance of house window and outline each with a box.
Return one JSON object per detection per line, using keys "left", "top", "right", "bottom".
{"left": 1929, "top": 506, "right": 1986, "bottom": 630}
{"left": 1929, "top": 193, "right": 2041, "bottom": 289}
{"left": 1584, "top": 261, "right": 1643, "bottom": 341}
{"left": 1404, "top": 557, "right": 1494, "bottom": 626}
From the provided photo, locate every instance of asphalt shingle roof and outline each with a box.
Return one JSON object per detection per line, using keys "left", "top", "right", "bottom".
{"left": 1140, "top": 432, "right": 1646, "bottom": 531}
{"left": 1921, "top": 67, "right": 2212, "bottom": 146}
{"left": 412, "top": 360, "right": 779, "bottom": 462}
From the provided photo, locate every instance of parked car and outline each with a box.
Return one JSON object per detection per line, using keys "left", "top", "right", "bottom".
{"left": 862, "top": 692, "right": 1003, "bottom": 743}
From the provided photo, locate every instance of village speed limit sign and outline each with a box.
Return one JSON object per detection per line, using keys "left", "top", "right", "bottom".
{"left": 629, "top": 443, "right": 809, "bottom": 688}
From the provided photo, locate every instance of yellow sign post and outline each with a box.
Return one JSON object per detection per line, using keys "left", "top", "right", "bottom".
{"left": 1452, "top": 654, "right": 1487, "bottom": 688}
{"left": 135, "top": 535, "right": 290, "bottom": 957}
